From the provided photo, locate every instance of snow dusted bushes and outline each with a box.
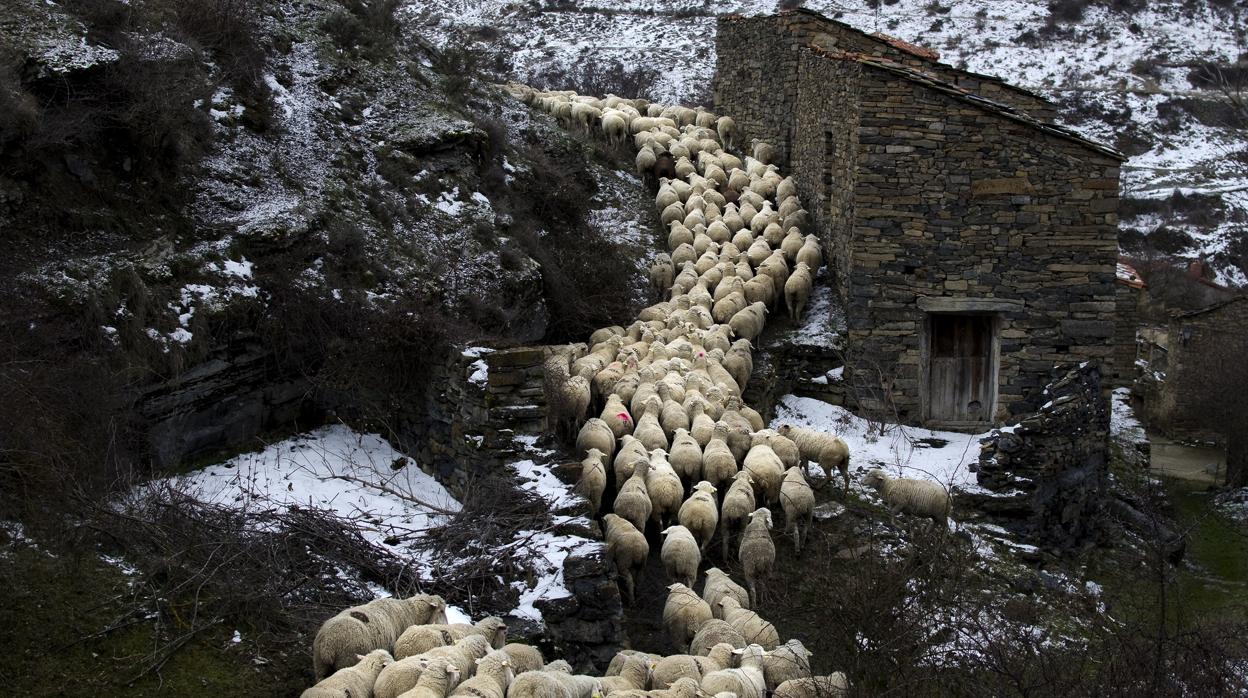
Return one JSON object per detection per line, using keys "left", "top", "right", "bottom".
{"left": 528, "top": 58, "right": 661, "bottom": 102}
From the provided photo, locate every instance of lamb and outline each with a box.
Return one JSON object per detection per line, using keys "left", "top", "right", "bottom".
{"left": 738, "top": 508, "right": 776, "bottom": 608}
{"left": 652, "top": 643, "right": 736, "bottom": 689}
{"left": 575, "top": 418, "right": 617, "bottom": 468}
{"left": 718, "top": 597, "right": 780, "bottom": 650}
{"left": 313, "top": 594, "right": 447, "bottom": 679}
{"left": 719, "top": 471, "right": 756, "bottom": 560}
{"left": 603, "top": 513, "right": 649, "bottom": 605}
{"left": 394, "top": 617, "right": 507, "bottom": 658}
{"left": 664, "top": 582, "right": 714, "bottom": 653}
{"left": 678, "top": 481, "right": 719, "bottom": 553}
{"left": 604, "top": 650, "right": 662, "bottom": 677}
{"left": 701, "top": 567, "right": 749, "bottom": 620}
{"left": 500, "top": 643, "right": 545, "bottom": 675}
{"left": 450, "top": 650, "right": 514, "bottom": 698}
{"left": 303, "top": 649, "right": 394, "bottom": 698}
{"left": 776, "top": 424, "right": 850, "bottom": 491}
{"left": 716, "top": 116, "right": 736, "bottom": 151}
{"left": 700, "top": 644, "right": 768, "bottom": 698}
{"left": 779, "top": 466, "right": 815, "bottom": 553}
{"left": 690, "top": 618, "right": 747, "bottom": 656}
{"left": 651, "top": 254, "right": 675, "bottom": 296}
{"left": 863, "top": 468, "right": 952, "bottom": 528}
{"left": 575, "top": 449, "right": 607, "bottom": 513}
{"left": 661, "top": 525, "right": 701, "bottom": 589}
{"left": 742, "top": 433, "right": 785, "bottom": 508}
{"left": 761, "top": 639, "right": 813, "bottom": 692}
{"left": 773, "top": 675, "right": 849, "bottom": 698}
{"left": 784, "top": 262, "right": 814, "bottom": 322}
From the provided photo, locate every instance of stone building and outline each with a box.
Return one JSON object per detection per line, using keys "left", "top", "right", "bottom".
{"left": 713, "top": 10, "right": 1124, "bottom": 428}
{"left": 1113, "top": 261, "right": 1146, "bottom": 388}
{"left": 1151, "top": 296, "right": 1248, "bottom": 440}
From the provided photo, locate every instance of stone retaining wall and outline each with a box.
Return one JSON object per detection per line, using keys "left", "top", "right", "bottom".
{"left": 970, "top": 364, "right": 1109, "bottom": 550}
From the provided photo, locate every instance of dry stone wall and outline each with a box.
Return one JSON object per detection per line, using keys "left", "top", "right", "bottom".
{"left": 819, "top": 61, "right": 1120, "bottom": 423}
{"left": 971, "top": 363, "right": 1110, "bottom": 550}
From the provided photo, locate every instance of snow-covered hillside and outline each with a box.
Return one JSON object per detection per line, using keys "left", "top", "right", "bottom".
{"left": 407, "top": 0, "right": 1248, "bottom": 286}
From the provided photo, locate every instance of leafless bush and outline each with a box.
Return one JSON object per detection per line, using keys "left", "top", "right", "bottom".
{"left": 323, "top": 0, "right": 404, "bottom": 60}
{"left": 528, "top": 58, "right": 660, "bottom": 101}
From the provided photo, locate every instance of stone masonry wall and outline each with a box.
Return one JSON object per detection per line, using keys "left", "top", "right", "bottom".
{"left": 1111, "top": 282, "right": 1141, "bottom": 388}
{"left": 790, "top": 51, "right": 861, "bottom": 307}
{"left": 713, "top": 11, "right": 1055, "bottom": 171}
{"left": 1157, "top": 298, "right": 1248, "bottom": 439}
{"left": 835, "top": 63, "right": 1120, "bottom": 424}
{"left": 971, "top": 363, "right": 1109, "bottom": 550}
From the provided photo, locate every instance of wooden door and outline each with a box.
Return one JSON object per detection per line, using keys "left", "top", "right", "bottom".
{"left": 927, "top": 315, "right": 994, "bottom": 423}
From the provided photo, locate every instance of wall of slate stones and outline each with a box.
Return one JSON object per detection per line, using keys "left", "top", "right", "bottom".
{"left": 1112, "top": 282, "right": 1142, "bottom": 388}
{"left": 713, "top": 10, "right": 1055, "bottom": 169}
{"left": 834, "top": 65, "right": 1121, "bottom": 423}
{"left": 970, "top": 363, "right": 1110, "bottom": 550}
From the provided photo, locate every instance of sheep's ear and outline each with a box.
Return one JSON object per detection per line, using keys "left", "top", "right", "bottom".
{"left": 357, "top": 653, "right": 367, "bottom": 661}
{"left": 731, "top": 647, "right": 745, "bottom": 655}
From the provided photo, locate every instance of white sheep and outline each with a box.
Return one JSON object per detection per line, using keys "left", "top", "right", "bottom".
{"left": 738, "top": 508, "right": 775, "bottom": 608}
{"left": 661, "top": 525, "right": 701, "bottom": 589}
{"left": 613, "top": 435, "right": 648, "bottom": 487}
{"left": 664, "top": 582, "right": 714, "bottom": 653}
{"left": 779, "top": 466, "right": 815, "bottom": 553}
{"left": 652, "top": 642, "right": 736, "bottom": 689}
{"left": 773, "top": 675, "right": 849, "bottom": 698}
{"left": 506, "top": 668, "right": 599, "bottom": 698}
{"left": 728, "top": 302, "right": 768, "bottom": 342}
{"left": 669, "top": 429, "right": 704, "bottom": 493}
{"left": 303, "top": 649, "right": 394, "bottom": 698}
{"left": 700, "top": 644, "right": 768, "bottom": 698}
{"left": 701, "top": 567, "right": 750, "bottom": 621}
{"left": 394, "top": 617, "right": 507, "bottom": 658}
{"left": 784, "top": 262, "right": 814, "bottom": 322}
{"left": 742, "top": 433, "right": 785, "bottom": 508}
{"left": 544, "top": 354, "right": 592, "bottom": 443}
{"left": 720, "top": 470, "right": 756, "bottom": 560}
{"left": 702, "top": 423, "right": 738, "bottom": 493}
{"left": 598, "top": 654, "right": 651, "bottom": 694}
{"left": 716, "top": 116, "right": 737, "bottom": 151}
{"left": 575, "top": 418, "right": 616, "bottom": 468}
{"left": 634, "top": 395, "right": 670, "bottom": 451}
{"left": 776, "top": 424, "right": 850, "bottom": 491}
{"left": 863, "top": 468, "right": 951, "bottom": 528}
{"left": 690, "top": 618, "right": 747, "bottom": 656}
{"left": 646, "top": 449, "right": 684, "bottom": 529}
{"left": 678, "top": 481, "right": 719, "bottom": 553}
{"left": 313, "top": 594, "right": 447, "bottom": 679}
{"left": 575, "top": 448, "right": 607, "bottom": 513}
{"left": 450, "top": 650, "right": 514, "bottom": 698}
{"left": 762, "top": 639, "right": 813, "bottom": 692}
{"left": 718, "top": 597, "right": 779, "bottom": 650}
{"left": 795, "top": 235, "right": 822, "bottom": 271}
{"left": 650, "top": 253, "right": 675, "bottom": 296}
{"left": 500, "top": 643, "right": 544, "bottom": 675}
{"left": 396, "top": 657, "right": 461, "bottom": 698}
{"left": 603, "top": 513, "right": 649, "bottom": 605}
{"left": 600, "top": 393, "right": 633, "bottom": 440}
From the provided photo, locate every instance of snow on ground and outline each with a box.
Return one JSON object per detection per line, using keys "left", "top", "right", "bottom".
{"left": 165, "top": 425, "right": 459, "bottom": 554}
{"left": 771, "top": 394, "right": 989, "bottom": 491}
{"left": 504, "top": 436, "right": 602, "bottom": 624}
{"left": 786, "top": 269, "right": 844, "bottom": 349}
{"left": 1214, "top": 488, "right": 1248, "bottom": 528}
{"left": 1110, "top": 387, "right": 1147, "bottom": 446}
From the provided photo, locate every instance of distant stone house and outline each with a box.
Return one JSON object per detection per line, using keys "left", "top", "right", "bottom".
{"left": 713, "top": 10, "right": 1125, "bottom": 428}
{"left": 1151, "top": 296, "right": 1248, "bottom": 439}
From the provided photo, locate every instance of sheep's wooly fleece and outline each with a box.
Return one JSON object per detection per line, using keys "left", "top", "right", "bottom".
{"left": 770, "top": 395, "right": 991, "bottom": 492}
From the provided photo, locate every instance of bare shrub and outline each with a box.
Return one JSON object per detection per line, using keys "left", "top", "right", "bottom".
{"left": 528, "top": 58, "right": 660, "bottom": 101}
{"left": 323, "top": 0, "right": 403, "bottom": 60}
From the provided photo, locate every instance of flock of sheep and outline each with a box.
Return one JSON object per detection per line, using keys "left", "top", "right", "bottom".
{"left": 303, "top": 592, "right": 846, "bottom": 698}
{"left": 299, "top": 83, "right": 953, "bottom": 698}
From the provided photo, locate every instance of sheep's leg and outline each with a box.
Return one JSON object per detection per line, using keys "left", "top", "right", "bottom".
{"left": 840, "top": 464, "right": 851, "bottom": 493}
{"left": 622, "top": 572, "right": 635, "bottom": 606}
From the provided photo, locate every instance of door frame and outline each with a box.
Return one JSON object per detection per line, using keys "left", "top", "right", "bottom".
{"left": 919, "top": 310, "right": 1001, "bottom": 430}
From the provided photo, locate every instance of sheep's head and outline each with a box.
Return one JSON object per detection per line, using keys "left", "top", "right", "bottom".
{"left": 864, "top": 469, "right": 888, "bottom": 490}
{"left": 748, "top": 507, "right": 773, "bottom": 529}
{"left": 777, "top": 424, "right": 792, "bottom": 437}
{"left": 478, "top": 617, "right": 508, "bottom": 647}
